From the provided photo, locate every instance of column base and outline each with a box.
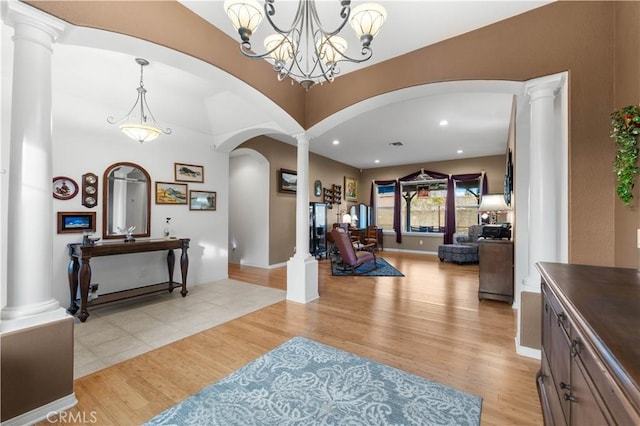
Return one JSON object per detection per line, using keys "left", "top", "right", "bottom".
{"left": 1, "top": 313, "right": 76, "bottom": 424}
{"left": 286, "top": 256, "right": 319, "bottom": 304}
{"left": 1, "top": 305, "right": 66, "bottom": 333}
{"left": 1, "top": 298, "right": 60, "bottom": 325}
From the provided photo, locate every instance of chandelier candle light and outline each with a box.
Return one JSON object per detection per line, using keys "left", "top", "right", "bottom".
{"left": 224, "top": 0, "right": 387, "bottom": 89}
{"left": 108, "top": 58, "right": 172, "bottom": 143}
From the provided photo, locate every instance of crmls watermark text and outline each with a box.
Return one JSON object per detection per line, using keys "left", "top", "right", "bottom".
{"left": 46, "top": 411, "right": 98, "bottom": 424}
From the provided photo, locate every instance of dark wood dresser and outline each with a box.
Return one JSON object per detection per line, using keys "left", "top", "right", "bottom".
{"left": 536, "top": 262, "right": 640, "bottom": 425}
{"left": 478, "top": 239, "right": 514, "bottom": 303}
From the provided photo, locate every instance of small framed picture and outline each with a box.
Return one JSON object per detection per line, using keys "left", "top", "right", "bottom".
{"left": 189, "top": 190, "right": 216, "bottom": 211}
{"left": 279, "top": 169, "right": 297, "bottom": 193}
{"left": 314, "top": 180, "right": 322, "bottom": 197}
{"left": 53, "top": 176, "right": 78, "bottom": 200}
{"left": 156, "top": 181, "right": 188, "bottom": 204}
{"left": 57, "top": 211, "right": 96, "bottom": 234}
{"left": 174, "top": 163, "right": 204, "bottom": 183}
{"left": 344, "top": 176, "right": 358, "bottom": 201}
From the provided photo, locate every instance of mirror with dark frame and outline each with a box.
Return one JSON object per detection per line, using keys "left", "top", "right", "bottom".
{"left": 102, "top": 162, "right": 151, "bottom": 240}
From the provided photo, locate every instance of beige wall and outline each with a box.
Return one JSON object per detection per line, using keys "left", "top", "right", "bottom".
{"left": 239, "top": 136, "right": 505, "bottom": 261}
{"left": 239, "top": 137, "right": 360, "bottom": 265}
{"left": 613, "top": 1, "right": 640, "bottom": 268}
{"left": 36, "top": 1, "right": 640, "bottom": 268}
{"left": 307, "top": 1, "right": 620, "bottom": 267}
{"left": 360, "top": 155, "right": 506, "bottom": 203}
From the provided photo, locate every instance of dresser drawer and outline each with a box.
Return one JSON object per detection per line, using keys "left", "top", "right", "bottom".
{"left": 572, "top": 330, "right": 640, "bottom": 425}
{"left": 542, "top": 284, "right": 571, "bottom": 338}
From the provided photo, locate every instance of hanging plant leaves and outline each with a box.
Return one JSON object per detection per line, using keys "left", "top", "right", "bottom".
{"left": 611, "top": 105, "right": 640, "bottom": 207}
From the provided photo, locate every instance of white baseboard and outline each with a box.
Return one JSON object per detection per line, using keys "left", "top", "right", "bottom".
{"left": 1, "top": 393, "right": 77, "bottom": 426}
{"left": 515, "top": 336, "right": 541, "bottom": 360}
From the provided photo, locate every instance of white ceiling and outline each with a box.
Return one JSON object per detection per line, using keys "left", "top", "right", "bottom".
{"left": 44, "top": 1, "right": 551, "bottom": 169}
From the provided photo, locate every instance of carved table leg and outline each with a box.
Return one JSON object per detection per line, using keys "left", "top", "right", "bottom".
{"left": 78, "top": 258, "right": 92, "bottom": 322}
{"left": 180, "top": 243, "right": 189, "bottom": 297}
{"left": 67, "top": 257, "right": 80, "bottom": 315}
{"left": 167, "top": 249, "right": 175, "bottom": 292}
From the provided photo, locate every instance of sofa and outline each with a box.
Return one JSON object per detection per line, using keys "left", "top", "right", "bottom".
{"left": 437, "top": 224, "right": 483, "bottom": 264}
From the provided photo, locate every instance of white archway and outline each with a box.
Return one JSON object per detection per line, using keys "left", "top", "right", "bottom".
{"left": 229, "top": 148, "right": 270, "bottom": 268}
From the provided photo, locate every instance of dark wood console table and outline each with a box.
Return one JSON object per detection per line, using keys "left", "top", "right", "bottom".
{"left": 67, "top": 238, "right": 189, "bottom": 322}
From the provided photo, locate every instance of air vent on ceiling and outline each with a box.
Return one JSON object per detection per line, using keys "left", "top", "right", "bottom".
{"left": 389, "top": 141, "right": 403, "bottom": 146}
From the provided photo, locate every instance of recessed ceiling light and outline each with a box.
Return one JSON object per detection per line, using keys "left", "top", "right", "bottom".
{"left": 439, "top": 120, "right": 448, "bottom": 126}
{"left": 374, "top": 160, "right": 380, "bottom": 163}
{"left": 333, "top": 140, "right": 339, "bottom": 145}
{"left": 457, "top": 149, "right": 463, "bottom": 154}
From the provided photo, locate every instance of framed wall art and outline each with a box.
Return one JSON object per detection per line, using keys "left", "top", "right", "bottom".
{"left": 57, "top": 211, "right": 96, "bottom": 234}
{"left": 344, "top": 176, "right": 358, "bottom": 201}
{"left": 189, "top": 190, "right": 216, "bottom": 211}
{"left": 174, "top": 163, "right": 204, "bottom": 183}
{"left": 156, "top": 181, "right": 188, "bottom": 204}
{"left": 52, "top": 176, "right": 78, "bottom": 200}
{"left": 278, "top": 169, "right": 297, "bottom": 193}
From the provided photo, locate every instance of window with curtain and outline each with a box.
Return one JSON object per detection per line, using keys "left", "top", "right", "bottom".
{"left": 401, "top": 179, "right": 448, "bottom": 233}
{"left": 454, "top": 178, "right": 481, "bottom": 233}
{"left": 375, "top": 183, "right": 395, "bottom": 230}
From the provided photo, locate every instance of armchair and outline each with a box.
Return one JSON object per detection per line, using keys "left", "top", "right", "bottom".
{"left": 437, "top": 224, "right": 483, "bottom": 264}
{"left": 455, "top": 224, "right": 484, "bottom": 245}
{"left": 330, "top": 228, "right": 377, "bottom": 274}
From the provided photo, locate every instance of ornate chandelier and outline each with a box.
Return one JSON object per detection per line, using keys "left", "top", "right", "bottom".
{"left": 108, "top": 58, "right": 171, "bottom": 143}
{"left": 224, "top": 0, "right": 387, "bottom": 89}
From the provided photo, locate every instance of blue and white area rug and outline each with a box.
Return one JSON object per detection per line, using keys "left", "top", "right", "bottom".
{"left": 332, "top": 257, "right": 404, "bottom": 277}
{"left": 145, "top": 336, "right": 482, "bottom": 425}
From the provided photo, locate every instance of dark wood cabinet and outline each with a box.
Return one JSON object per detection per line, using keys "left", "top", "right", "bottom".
{"left": 478, "top": 239, "right": 513, "bottom": 303}
{"left": 536, "top": 262, "right": 640, "bottom": 426}
{"left": 350, "top": 227, "right": 383, "bottom": 251}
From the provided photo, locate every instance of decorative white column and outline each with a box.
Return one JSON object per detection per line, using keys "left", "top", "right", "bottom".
{"left": 286, "top": 133, "right": 319, "bottom": 303}
{"left": 522, "top": 74, "right": 565, "bottom": 289}
{"left": 1, "top": 1, "right": 66, "bottom": 326}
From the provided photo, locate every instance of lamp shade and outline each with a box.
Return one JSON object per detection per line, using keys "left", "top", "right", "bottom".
{"left": 264, "top": 34, "right": 295, "bottom": 62}
{"left": 478, "top": 194, "right": 511, "bottom": 212}
{"left": 224, "top": 0, "right": 264, "bottom": 34}
{"left": 317, "top": 35, "right": 348, "bottom": 64}
{"left": 120, "top": 123, "right": 161, "bottom": 143}
{"left": 349, "top": 3, "right": 387, "bottom": 40}
{"left": 342, "top": 213, "right": 352, "bottom": 224}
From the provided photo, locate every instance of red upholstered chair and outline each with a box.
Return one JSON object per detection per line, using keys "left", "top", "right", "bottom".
{"left": 330, "top": 228, "right": 377, "bottom": 274}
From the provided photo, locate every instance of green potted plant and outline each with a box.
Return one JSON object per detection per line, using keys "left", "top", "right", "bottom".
{"left": 611, "top": 105, "right": 640, "bottom": 206}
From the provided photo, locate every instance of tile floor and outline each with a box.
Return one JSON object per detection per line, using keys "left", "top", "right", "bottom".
{"left": 73, "top": 279, "right": 286, "bottom": 379}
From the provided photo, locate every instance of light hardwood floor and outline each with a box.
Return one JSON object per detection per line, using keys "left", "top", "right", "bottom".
{"left": 43, "top": 251, "right": 542, "bottom": 425}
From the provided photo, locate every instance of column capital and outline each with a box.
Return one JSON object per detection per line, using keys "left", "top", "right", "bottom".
{"left": 2, "top": 0, "right": 66, "bottom": 40}
{"left": 525, "top": 73, "right": 565, "bottom": 101}
{"left": 293, "top": 132, "right": 311, "bottom": 144}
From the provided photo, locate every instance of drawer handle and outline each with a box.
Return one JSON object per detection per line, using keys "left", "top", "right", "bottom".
{"left": 570, "top": 339, "right": 581, "bottom": 357}
{"left": 560, "top": 381, "right": 571, "bottom": 390}
{"left": 564, "top": 393, "right": 576, "bottom": 402}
